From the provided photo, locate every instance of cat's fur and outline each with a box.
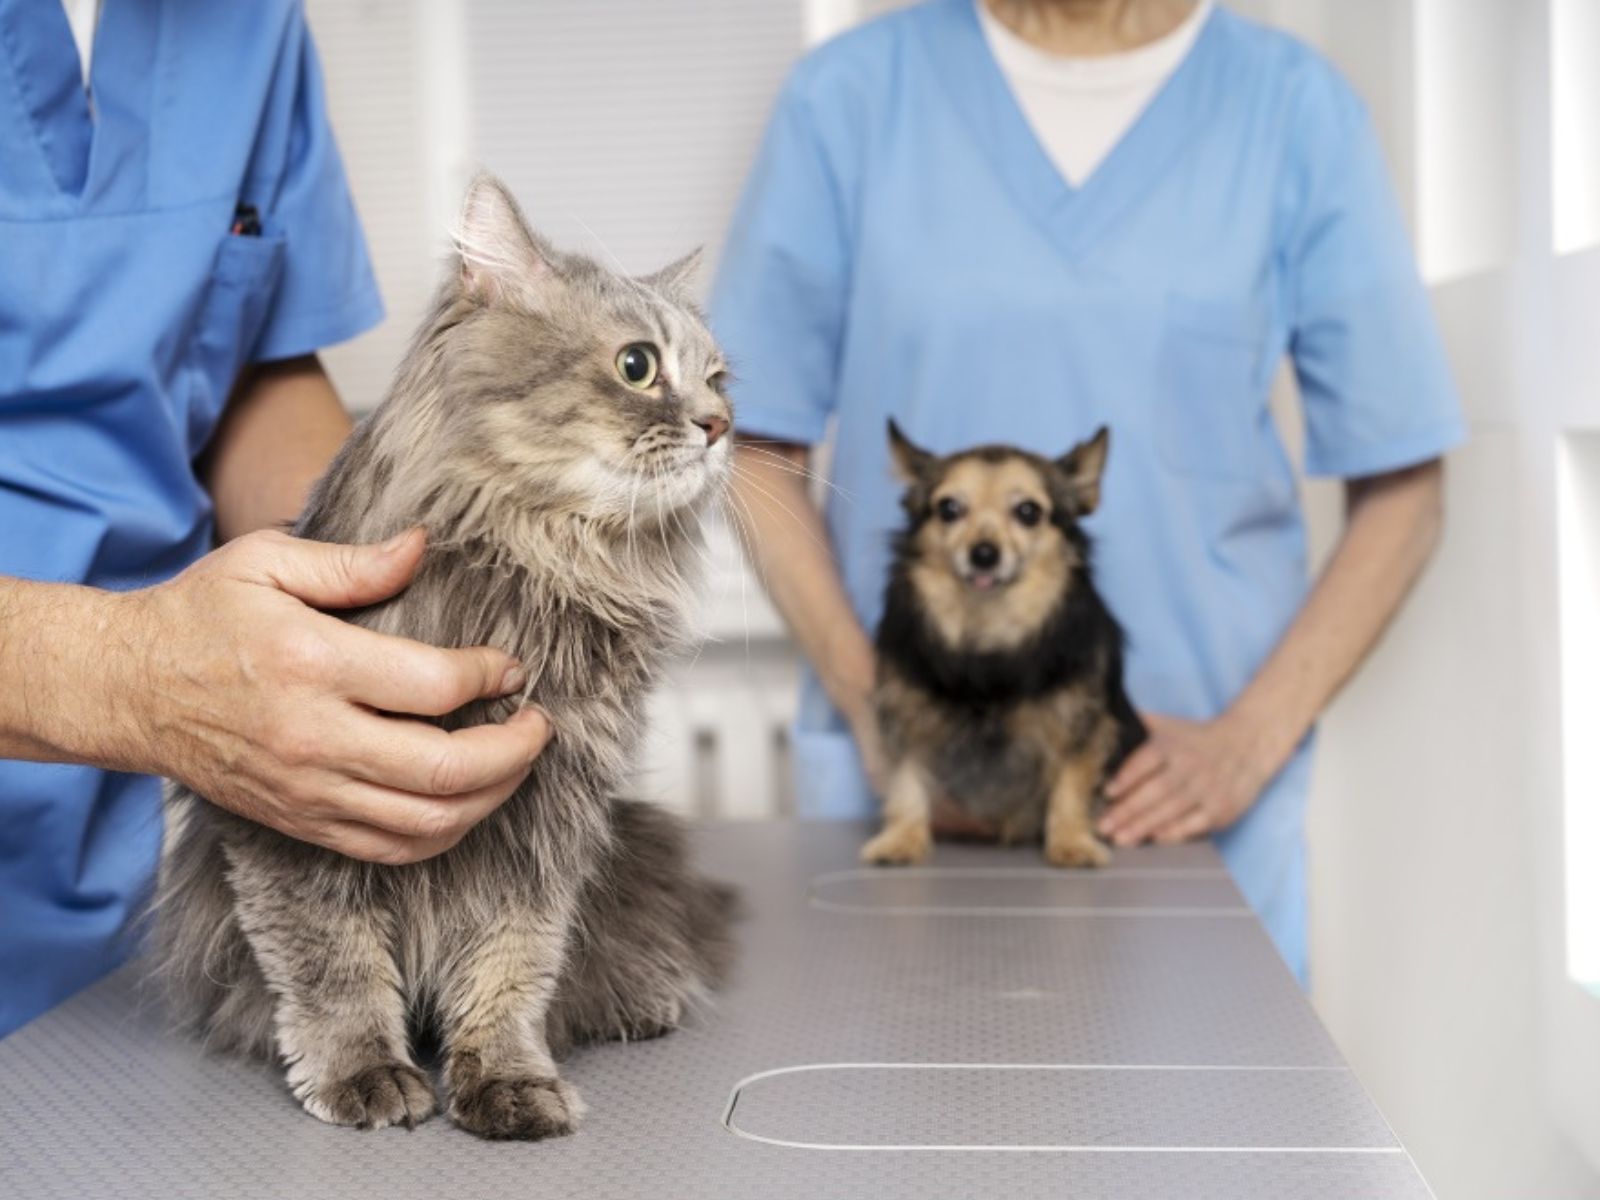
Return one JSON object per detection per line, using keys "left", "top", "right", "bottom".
{"left": 151, "top": 175, "right": 736, "bottom": 1140}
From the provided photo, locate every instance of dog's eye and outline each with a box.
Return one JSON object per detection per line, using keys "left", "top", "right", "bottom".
{"left": 935, "top": 497, "right": 964, "bottom": 523}
{"left": 1014, "top": 500, "right": 1043, "bottom": 526}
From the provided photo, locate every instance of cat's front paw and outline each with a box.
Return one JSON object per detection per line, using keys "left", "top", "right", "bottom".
{"left": 860, "top": 824, "right": 933, "bottom": 866}
{"left": 304, "top": 1062, "right": 438, "bottom": 1130}
{"left": 451, "top": 1075, "right": 586, "bottom": 1141}
{"left": 1045, "top": 832, "right": 1111, "bottom": 869}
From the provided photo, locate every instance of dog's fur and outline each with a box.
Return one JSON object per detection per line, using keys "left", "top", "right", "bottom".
{"left": 864, "top": 421, "right": 1144, "bottom": 867}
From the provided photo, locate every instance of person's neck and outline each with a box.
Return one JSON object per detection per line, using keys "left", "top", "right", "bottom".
{"left": 983, "top": 0, "right": 1198, "bottom": 56}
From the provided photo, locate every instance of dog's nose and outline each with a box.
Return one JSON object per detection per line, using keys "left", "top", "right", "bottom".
{"left": 969, "top": 542, "right": 1000, "bottom": 571}
{"left": 693, "top": 415, "right": 730, "bottom": 447}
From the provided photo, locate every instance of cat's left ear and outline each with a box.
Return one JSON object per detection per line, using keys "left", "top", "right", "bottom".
{"left": 644, "top": 247, "right": 704, "bottom": 303}
{"left": 454, "top": 172, "right": 562, "bottom": 310}
{"left": 1055, "top": 426, "right": 1110, "bottom": 516}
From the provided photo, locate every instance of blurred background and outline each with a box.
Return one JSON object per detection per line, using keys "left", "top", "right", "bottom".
{"left": 303, "top": 1, "right": 1600, "bottom": 1195}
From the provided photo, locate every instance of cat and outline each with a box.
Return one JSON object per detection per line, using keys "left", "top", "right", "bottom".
{"left": 150, "top": 174, "right": 736, "bottom": 1140}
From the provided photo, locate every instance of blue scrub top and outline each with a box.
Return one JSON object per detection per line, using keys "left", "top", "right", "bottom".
{"left": 0, "top": 0, "right": 381, "bottom": 1036}
{"left": 710, "top": 0, "right": 1465, "bottom": 984}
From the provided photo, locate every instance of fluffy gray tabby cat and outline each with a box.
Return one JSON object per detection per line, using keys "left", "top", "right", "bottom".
{"left": 152, "top": 175, "right": 736, "bottom": 1140}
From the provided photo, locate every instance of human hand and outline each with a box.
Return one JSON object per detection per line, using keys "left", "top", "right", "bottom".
{"left": 1097, "top": 713, "right": 1275, "bottom": 847}
{"left": 110, "top": 528, "right": 552, "bottom": 864}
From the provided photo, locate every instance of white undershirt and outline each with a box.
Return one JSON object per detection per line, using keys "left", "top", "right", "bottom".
{"left": 977, "top": 0, "right": 1212, "bottom": 188}
{"left": 60, "top": 0, "right": 102, "bottom": 85}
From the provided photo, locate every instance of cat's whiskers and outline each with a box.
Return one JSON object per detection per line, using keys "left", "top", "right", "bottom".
{"left": 715, "top": 491, "right": 760, "bottom": 659}
{"left": 641, "top": 458, "right": 694, "bottom": 636}
{"left": 732, "top": 443, "right": 856, "bottom": 504}
{"left": 718, "top": 486, "right": 769, "bottom": 593}
{"left": 659, "top": 460, "right": 714, "bottom": 628}
{"left": 728, "top": 463, "right": 836, "bottom": 558}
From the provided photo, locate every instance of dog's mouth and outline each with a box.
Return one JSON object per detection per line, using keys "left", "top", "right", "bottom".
{"left": 959, "top": 567, "right": 1014, "bottom": 592}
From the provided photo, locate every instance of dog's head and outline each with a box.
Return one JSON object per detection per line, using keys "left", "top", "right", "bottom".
{"left": 887, "top": 419, "right": 1109, "bottom": 595}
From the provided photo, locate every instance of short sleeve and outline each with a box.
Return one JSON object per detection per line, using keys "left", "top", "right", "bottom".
{"left": 1285, "top": 75, "right": 1466, "bottom": 478}
{"left": 249, "top": 7, "right": 383, "bottom": 364}
{"left": 709, "top": 73, "right": 853, "bottom": 446}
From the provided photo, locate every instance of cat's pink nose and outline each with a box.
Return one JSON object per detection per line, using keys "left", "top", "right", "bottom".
{"left": 694, "top": 415, "right": 730, "bottom": 448}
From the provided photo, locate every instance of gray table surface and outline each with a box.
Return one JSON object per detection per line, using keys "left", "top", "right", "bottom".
{"left": 0, "top": 820, "right": 1432, "bottom": 1199}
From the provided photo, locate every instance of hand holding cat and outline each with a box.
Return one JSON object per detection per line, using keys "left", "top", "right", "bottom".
{"left": 1098, "top": 712, "right": 1278, "bottom": 847}
{"left": 111, "top": 528, "right": 552, "bottom": 864}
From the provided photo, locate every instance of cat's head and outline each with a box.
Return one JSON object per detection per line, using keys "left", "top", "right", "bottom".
{"left": 432, "top": 173, "right": 733, "bottom": 522}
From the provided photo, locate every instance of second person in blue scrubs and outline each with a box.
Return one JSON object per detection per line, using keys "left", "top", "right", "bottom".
{"left": 712, "top": 0, "right": 1464, "bottom": 984}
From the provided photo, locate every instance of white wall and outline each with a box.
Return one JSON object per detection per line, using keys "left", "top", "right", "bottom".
{"left": 306, "top": 0, "right": 803, "bottom": 815}
{"left": 303, "top": 2, "right": 1600, "bottom": 1194}
{"left": 1238, "top": 2, "right": 1600, "bottom": 1195}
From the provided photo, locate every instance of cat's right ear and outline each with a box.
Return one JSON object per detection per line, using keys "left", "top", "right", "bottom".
{"left": 644, "top": 247, "right": 703, "bottom": 304}
{"left": 887, "top": 418, "right": 936, "bottom": 483}
{"left": 454, "top": 172, "right": 561, "bottom": 309}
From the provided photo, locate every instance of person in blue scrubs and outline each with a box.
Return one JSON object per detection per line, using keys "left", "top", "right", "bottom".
{"left": 712, "top": 0, "right": 1464, "bottom": 984}
{"left": 0, "top": 0, "right": 551, "bottom": 1037}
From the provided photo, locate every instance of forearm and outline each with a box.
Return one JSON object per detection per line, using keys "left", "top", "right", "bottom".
{"left": 0, "top": 578, "right": 142, "bottom": 768}
{"left": 3, "top": 361, "right": 351, "bottom": 765}
{"left": 200, "top": 354, "right": 353, "bottom": 541}
{"left": 1, "top": 532, "right": 551, "bottom": 862}
{"left": 728, "top": 441, "right": 875, "bottom": 719}
{"left": 1228, "top": 458, "right": 1446, "bottom": 774}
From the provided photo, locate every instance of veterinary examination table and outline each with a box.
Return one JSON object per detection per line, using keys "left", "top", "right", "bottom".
{"left": 0, "top": 820, "right": 1431, "bottom": 1198}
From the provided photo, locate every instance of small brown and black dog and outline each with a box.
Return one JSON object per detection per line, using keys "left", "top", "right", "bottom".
{"left": 863, "top": 421, "right": 1145, "bottom": 868}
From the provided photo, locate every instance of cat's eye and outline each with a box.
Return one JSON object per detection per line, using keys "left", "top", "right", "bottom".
{"left": 1014, "top": 500, "right": 1043, "bottom": 526}
{"left": 616, "top": 343, "right": 659, "bottom": 389}
{"left": 707, "top": 369, "right": 729, "bottom": 395}
{"left": 935, "top": 496, "right": 964, "bottom": 523}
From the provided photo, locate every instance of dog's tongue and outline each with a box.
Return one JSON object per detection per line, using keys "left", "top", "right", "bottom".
{"left": 972, "top": 573, "right": 997, "bottom": 590}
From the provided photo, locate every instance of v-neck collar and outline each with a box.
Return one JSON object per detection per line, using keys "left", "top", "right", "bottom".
{"left": 917, "top": 0, "right": 1227, "bottom": 262}
{"left": 0, "top": 0, "right": 158, "bottom": 208}
{"left": 0, "top": 0, "right": 93, "bottom": 196}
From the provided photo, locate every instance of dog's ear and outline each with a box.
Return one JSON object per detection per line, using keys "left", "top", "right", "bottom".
{"left": 887, "top": 418, "right": 937, "bottom": 483}
{"left": 1056, "top": 426, "right": 1110, "bottom": 516}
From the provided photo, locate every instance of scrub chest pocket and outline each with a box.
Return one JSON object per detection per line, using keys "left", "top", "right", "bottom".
{"left": 184, "top": 231, "right": 287, "bottom": 450}
{"left": 1157, "top": 292, "right": 1271, "bottom": 481}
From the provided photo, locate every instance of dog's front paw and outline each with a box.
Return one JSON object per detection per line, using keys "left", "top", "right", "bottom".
{"left": 303, "top": 1061, "right": 438, "bottom": 1130}
{"left": 1045, "top": 832, "right": 1111, "bottom": 869}
{"left": 860, "top": 824, "right": 933, "bottom": 866}
{"left": 451, "top": 1075, "right": 585, "bottom": 1141}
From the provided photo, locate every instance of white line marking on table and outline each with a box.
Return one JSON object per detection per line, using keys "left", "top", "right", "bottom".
{"left": 718, "top": 1061, "right": 1406, "bottom": 1155}
{"left": 809, "top": 867, "right": 1235, "bottom": 885}
{"left": 808, "top": 901, "right": 1257, "bottom": 916}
